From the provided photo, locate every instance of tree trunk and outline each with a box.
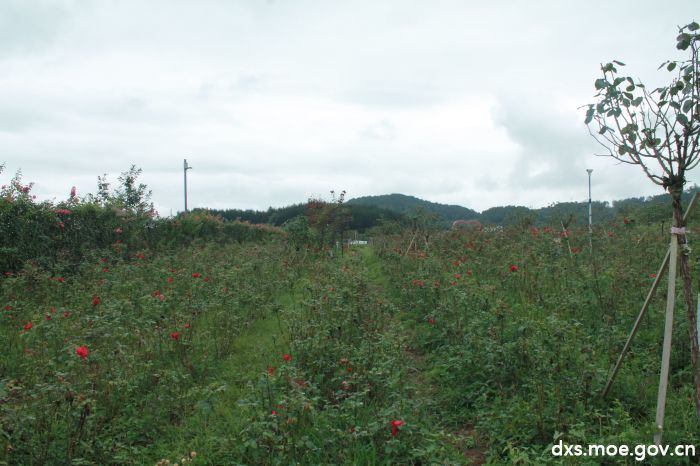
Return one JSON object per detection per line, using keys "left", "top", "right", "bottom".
{"left": 671, "top": 192, "right": 700, "bottom": 424}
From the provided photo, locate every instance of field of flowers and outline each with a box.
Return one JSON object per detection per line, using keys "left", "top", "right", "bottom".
{"left": 3, "top": 171, "right": 700, "bottom": 464}
{"left": 376, "top": 222, "right": 700, "bottom": 463}
{"left": 1, "top": 240, "right": 294, "bottom": 464}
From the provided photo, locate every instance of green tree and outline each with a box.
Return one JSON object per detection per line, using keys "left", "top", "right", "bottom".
{"left": 85, "top": 165, "right": 154, "bottom": 216}
{"left": 114, "top": 165, "right": 154, "bottom": 215}
{"left": 586, "top": 21, "right": 700, "bottom": 425}
{"left": 305, "top": 190, "right": 352, "bottom": 255}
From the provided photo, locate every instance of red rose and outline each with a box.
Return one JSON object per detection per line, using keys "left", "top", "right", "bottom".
{"left": 391, "top": 419, "right": 404, "bottom": 437}
{"left": 76, "top": 346, "right": 89, "bottom": 359}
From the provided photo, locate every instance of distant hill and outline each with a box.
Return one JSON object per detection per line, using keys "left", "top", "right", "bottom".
{"left": 198, "top": 186, "right": 700, "bottom": 232}
{"left": 347, "top": 188, "right": 700, "bottom": 227}
{"left": 347, "top": 193, "right": 479, "bottom": 224}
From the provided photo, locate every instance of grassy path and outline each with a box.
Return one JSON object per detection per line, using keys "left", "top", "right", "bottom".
{"left": 357, "top": 246, "right": 487, "bottom": 465}
{"left": 152, "top": 286, "right": 296, "bottom": 463}
{"left": 154, "top": 247, "right": 485, "bottom": 464}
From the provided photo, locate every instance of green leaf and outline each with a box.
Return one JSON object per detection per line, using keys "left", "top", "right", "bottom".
{"left": 594, "top": 79, "right": 607, "bottom": 90}
{"left": 678, "top": 114, "right": 689, "bottom": 125}
{"left": 584, "top": 108, "right": 595, "bottom": 124}
{"left": 619, "top": 145, "right": 627, "bottom": 155}
{"left": 677, "top": 33, "right": 692, "bottom": 50}
{"left": 602, "top": 63, "right": 617, "bottom": 73}
{"left": 689, "top": 22, "right": 700, "bottom": 31}
{"left": 670, "top": 101, "right": 681, "bottom": 110}
{"left": 626, "top": 84, "right": 635, "bottom": 92}
{"left": 667, "top": 62, "right": 677, "bottom": 72}
{"left": 599, "top": 126, "right": 608, "bottom": 135}
{"left": 613, "top": 77, "right": 625, "bottom": 86}
{"left": 632, "top": 97, "right": 643, "bottom": 106}
{"left": 613, "top": 60, "right": 626, "bottom": 66}
{"left": 683, "top": 100, "right": 693, "bottom": 113}
{"left": 622, "top": 123, "right": 638, "bottom": 134}
{"left": 678, "top": 39, "right": 691, "bottom": 50}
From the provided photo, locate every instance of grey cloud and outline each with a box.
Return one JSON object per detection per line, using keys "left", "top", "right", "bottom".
{"left": 494, "top": 95, "right": 595, "bottom": 189}
{"left": 229, "top": 74, "right": 270, "bottom": 94}
{"left": 0, "top": 0, "right": 72, "bottom": 57}
{"left": 361, "top": 120, "right": 396, "bottom": 141}
{"left": 0, "top": 106, "right": 50, "bottom": 133}
{"left": 341, "top": 82, "right": 446, "bottom": 109}
{"left": 198, "top": 74, "right": 272, "bottom": 100}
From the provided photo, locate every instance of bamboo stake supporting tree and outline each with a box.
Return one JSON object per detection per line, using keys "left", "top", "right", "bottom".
{"left": 654, "top": 227, "right": 679, "bottom": 444}
{"left": 602, "top": 192, "right": 699, "bottom": 399}
{"left": 586, "top": 21, "right": 700, "bottom": 431}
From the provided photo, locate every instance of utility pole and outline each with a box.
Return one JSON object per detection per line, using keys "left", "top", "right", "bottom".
{"left": 184, "top": 159, "right": 192, "bottom": 213}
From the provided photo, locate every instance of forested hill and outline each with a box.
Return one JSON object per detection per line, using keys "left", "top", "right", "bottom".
{"left": 347, "top": 188, "right": 700, "bottom": 226}
{"left": 197, "top": 186, "right": 700, "bottom": 231}
{"left": 346, "top": 193, "right": 480, "bottom": 223}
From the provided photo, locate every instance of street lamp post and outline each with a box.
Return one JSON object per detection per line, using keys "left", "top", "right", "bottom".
{"left": 586, "top": 169, "right": 593, "bottom": 233}
{"left": 184, "top": 159, "right": 193, "bottom": 213}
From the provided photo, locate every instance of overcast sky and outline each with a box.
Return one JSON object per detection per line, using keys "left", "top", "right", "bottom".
{"left": 1, "top": 0, "right": 698, "bottom": 215}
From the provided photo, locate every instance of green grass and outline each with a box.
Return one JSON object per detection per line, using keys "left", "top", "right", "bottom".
{"left": 147, "top": 279, "right": 299, "bottom": 464}
{"left": 358, "top": 246, "right": 390, "bottom": 291}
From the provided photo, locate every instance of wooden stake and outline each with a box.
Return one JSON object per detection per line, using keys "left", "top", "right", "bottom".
{"left": 602, "top": 192, "right": 699, "bottom": 399}
{"left": 654, "top": 231, "right": 678, "bottom": 445}
{"left": 404, "top": 233, "right": 416, "bottom": 257}
{"left": 697, "top": 293, "right": 700, "bottom": 350}
{"left": 561, "top": 221, "right": 573, "bottom": 257}
{"left": 601, "top": 249, "right": 670, "bottom": 398}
